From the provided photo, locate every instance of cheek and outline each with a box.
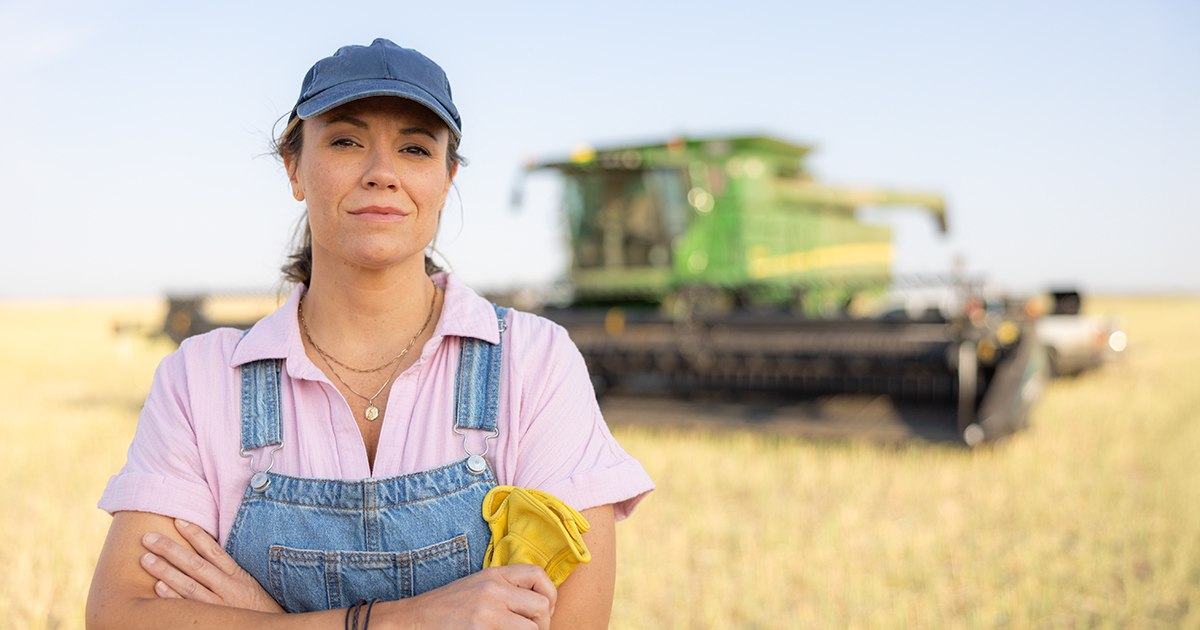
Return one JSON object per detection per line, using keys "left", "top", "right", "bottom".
{"left": 415, "top": 170, "right": 451, "bottom": 202}
{"left": 302, "top": 164, "right": 345, "bottom": 201}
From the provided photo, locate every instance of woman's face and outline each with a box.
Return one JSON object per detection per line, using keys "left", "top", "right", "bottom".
{"left": 287, "top": 96, "right": 456, "bottom": 275}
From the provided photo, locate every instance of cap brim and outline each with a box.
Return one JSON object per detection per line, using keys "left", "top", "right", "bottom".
{"left": 295, "top": 78, "right": 461, "bottom": 137}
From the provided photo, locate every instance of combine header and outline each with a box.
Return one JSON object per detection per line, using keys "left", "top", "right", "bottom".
{"left": 524, "top": 135, "right": 1047, "bottom": 445}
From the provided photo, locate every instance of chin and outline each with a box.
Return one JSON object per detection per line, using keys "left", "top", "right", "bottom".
{"left": 351, "top": 249, "right": 428, "bottom": 271}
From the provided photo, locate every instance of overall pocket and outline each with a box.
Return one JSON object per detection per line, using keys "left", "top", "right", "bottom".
{"left": 267, "top": 536, "right": 472, "bottom": 612}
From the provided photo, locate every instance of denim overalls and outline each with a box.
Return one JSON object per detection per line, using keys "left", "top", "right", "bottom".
{"left": 224, "top": 306, "right": 508, "bottom": 613}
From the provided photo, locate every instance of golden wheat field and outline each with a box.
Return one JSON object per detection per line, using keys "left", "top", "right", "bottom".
{"left": 0, "top": 296, "right": 1197, "bottom": 629}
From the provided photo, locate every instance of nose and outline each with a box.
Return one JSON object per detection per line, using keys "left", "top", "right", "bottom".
{"left": 361, "top": 145, "right": 400, "bottom": 190}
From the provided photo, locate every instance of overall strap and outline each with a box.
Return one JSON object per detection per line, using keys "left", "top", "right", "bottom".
{"left": 453, "top": 304, "right": 508, "bottom": 433}
{"left": 240, "top": 358, "right": 283, "bottom": 451}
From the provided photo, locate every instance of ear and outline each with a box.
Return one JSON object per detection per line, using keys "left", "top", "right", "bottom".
{"left": 285, "top": 155, "right": 304, "bottom": 201}
{"left": 440, "top": 162, "right": 457, "bottom": 211}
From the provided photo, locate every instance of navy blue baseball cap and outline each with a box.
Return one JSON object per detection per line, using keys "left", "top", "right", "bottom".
{"left": 290, "top": 38, "right": 461, "bottom": 137}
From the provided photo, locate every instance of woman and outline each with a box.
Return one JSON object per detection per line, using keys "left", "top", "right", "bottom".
{"left": 87, "top": 39, "right": 653, "bottom": 630}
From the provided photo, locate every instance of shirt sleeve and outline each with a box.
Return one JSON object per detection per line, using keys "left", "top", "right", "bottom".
{"left": 505, "top": 313, "right": 654, "bottom": 521}
{"left": 97, "top": 338, "right": 222, "bottom": 536}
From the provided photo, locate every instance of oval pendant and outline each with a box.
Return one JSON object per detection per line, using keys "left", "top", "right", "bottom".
{"left": 251, "top": 471, "right": 270, "bottom": 493}
{"left": 466, "top": 454, "right": 487, "bottom": 475}
{"left": 364, "top": 405, "right": 379, "bottom": 421}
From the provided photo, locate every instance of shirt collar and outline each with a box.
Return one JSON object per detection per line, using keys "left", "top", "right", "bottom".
{"left": 229, "top": 272, "right": 502, "bottom": 375}
{"left": 430, "top": 272, "right": 504, "bottom": 346}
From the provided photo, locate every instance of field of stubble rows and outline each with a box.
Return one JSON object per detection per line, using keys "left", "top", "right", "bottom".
{"left": 0, "top": 296, "right": 1196, "bottom": 629}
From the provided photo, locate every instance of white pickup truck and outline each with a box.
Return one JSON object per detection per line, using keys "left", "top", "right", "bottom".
{"left": 1035, "top": 291, "right": 1126, "bottom": 376}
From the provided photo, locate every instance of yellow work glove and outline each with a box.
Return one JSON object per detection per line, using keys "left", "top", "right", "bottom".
{"left": 481, "top": 486, "right": 591, "bottom": 586}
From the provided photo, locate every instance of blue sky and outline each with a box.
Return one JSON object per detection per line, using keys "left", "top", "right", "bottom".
{"left": 1, "top": 0, "right": 1196, "bottom": 298}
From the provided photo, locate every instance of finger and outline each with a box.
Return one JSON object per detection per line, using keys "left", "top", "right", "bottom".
{"left": 142, "top": 532, "right": 225, "bottom": 591}
{"left": 174, "top": 519, "right": 241, "bottom": 577}
{"left": 499, "top": 564, "right": 557, "bottom": 610}
{"left": 140, "top": 552, "right": 221, "bottom": 605}
{"left": 492, "top": 565, "right": 555, "bottom": 626}
{"left": 153, "top": 580, "right": 182, "bottom": 599}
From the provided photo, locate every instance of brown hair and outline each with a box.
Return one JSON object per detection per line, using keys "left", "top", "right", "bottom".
{"left": 275, "top": 113, "right": 464, "bottom": 286}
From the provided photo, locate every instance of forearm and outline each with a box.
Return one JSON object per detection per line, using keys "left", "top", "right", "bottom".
{"left": 86, "top": 595, "right": 345, "bottom": 630}
{"left": 87, "top": 511, "right": 347, "bottom": 630}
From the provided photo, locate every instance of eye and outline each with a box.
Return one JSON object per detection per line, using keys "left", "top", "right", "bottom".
{"left": 401, "top": 145, "right": 432, "bottom": 157}
{"left": 330, "top": 137, "right": 361, "bottom": 148}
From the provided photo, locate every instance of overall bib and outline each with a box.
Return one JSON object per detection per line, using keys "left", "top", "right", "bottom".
{"left": 225, "top": 306, "right": 508, "bottom": 613}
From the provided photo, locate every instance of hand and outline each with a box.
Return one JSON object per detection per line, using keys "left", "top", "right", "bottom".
{"left": 140, "top": 519, "right": 284, "bottom": 614}
{"left": 389, "top": 564, "right": 557, "bottom": 630}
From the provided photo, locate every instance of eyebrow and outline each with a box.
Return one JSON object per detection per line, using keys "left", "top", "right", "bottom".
{"left": 326, "top": 114, "right": 369, "bottom": 130}
{"left": 398, "top": 126, "right": 439, "bottom": 141}
{"left": 324, "top": 116, "right": 439, "bottom": 141}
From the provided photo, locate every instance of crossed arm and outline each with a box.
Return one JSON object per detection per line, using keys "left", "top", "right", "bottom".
{"left": 86, "top": 505, "right": 615, "bottom": 630}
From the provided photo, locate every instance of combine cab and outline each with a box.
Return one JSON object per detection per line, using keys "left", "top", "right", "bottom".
{"left": 524, "top": 136, "right": 1047, "bottom": 445}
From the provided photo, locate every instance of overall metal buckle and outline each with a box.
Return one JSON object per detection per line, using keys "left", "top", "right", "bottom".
{"left": 240, "top": 439, "right": 284, "bottom": 492}
{"left": 452, "top": 426, "right": 498, "bottom": 476}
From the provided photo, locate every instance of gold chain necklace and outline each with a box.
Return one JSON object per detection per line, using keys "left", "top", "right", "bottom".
{"left": 300, "top": 288, "right": 436, "bottom": 374}
{"left": 298, "top": 283, "right": 438, "bottom": 421}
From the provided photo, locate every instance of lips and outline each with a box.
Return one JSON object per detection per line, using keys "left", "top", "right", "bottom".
{"left": 349, "top": 205, "right": 411, "bottom": 221}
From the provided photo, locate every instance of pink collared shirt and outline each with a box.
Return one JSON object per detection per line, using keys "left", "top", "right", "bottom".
{"left": 99, "top": 273, "right": 654, "bottom": 545}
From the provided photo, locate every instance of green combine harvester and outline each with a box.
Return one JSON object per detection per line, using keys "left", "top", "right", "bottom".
{"left": 525, "top": 135, "right": 1047, "bottom": 445}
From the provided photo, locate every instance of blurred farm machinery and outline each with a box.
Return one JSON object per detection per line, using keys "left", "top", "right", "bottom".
{"left": 518, "top": 135, "right": 1052, "bottom": 445}
{"left": 156, "top": 293, "right": 279, "bottom": 344}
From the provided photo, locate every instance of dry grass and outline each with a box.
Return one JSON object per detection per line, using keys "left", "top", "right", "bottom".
{"left": 0, "top": 297, "right": 1196, "bottom": 629}
{"left": 0, "top": 301, "right": 177, "bottom": 628}
{"left": 611, "top": 297, "right": 1200, "bottom": 629}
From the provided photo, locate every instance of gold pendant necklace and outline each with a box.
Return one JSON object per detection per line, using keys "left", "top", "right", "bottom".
{"left": 321, "top": 355, "right": 394, "bottom": 421}
{"left": 299, "top": 282, "right": 439, "bottom": 421}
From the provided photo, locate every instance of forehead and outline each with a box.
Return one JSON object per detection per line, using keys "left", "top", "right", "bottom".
{"left": 312, "top": 96, "right": 448, "bottom": 134}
